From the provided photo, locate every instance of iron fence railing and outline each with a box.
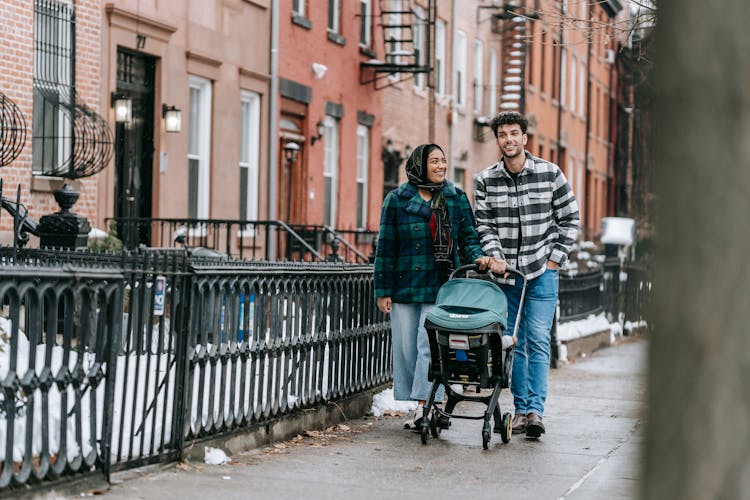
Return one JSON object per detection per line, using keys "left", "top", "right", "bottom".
{"left": 0, "top": 250, "right": 389, "bottom": 494}
{"left": 107, "top": 217, "right": 378, "bottom": 264}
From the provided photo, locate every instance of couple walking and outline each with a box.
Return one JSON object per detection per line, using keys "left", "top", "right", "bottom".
{"left": 374, "top": 111, "right": 580, "bottom": 439}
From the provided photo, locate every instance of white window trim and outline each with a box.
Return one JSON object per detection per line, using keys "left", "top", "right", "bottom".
{"left": 436, "top": 20, "right": 446, "bottom": 95}
{"left": 293, "top": 0, "right": 305, "bottom": 17}
{"left": 489, "top": 48, "right": 497, "bottom": 115}
{"left": 570, "top": 56, "right": 577, "bottom": 116}
{"left": 413, "top": 6, "right": 426, "bottom": 88}
{"left": 323, "top": 116, "right": 339, "bottom": 227}
{"left": 188, "top": 75, "right": 212, "bottom": 227}
{"left": 359, "top": 0, "right": 372, "bottom": 48}
{"left": 356, "top": 125, "right": 369, "bottom": 229}
{"left": 239, "top": 90, "right": 260, "bottom": 235}
{"left": 454, "top": 30, "right": 467, "bottom": 108}
{"left": 328, "top": 0, "right": 340, "bottom": 34}
{"left": 473, "top": 39, "right": 484, "bottom": 115}
{"left": 560, "top": 47, "right": 567, "bottom": 109}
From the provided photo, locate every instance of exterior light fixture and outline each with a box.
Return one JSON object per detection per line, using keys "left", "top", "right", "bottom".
{"left": 162, "top": 104, "right": 182, "bottom": 133}
{"left": 310, "top": 120, "right": 325, "bottom": 145}
{"left": 283, "top": 141, "right": 300, "bottom": 163}
{"left": 111, "top": 92, "right": 132, "bottom": 123}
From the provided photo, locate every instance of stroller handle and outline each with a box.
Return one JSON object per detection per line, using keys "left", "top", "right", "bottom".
{"left": 450, "top": 263, "right": 527, "bottom": 286}
{"left": 449, "top": 263, "right": 528, "bottom": 340}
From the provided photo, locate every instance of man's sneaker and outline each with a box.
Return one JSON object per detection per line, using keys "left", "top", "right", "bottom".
{"left": 403, "top": 406, "right": 426, "bottom": 431}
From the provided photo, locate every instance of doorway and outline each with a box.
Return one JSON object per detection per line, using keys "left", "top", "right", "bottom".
{"left": 114, "top": 48, "right": 155, "bottom": 247}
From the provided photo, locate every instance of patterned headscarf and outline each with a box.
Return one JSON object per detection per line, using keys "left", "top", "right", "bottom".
{"left": 405, "top": 144, "right": 454, "bottom": 283}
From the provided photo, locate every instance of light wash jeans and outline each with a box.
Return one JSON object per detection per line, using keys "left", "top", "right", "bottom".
{"left": 501, "top": 268, "right": 559, "bottom": 416}
{"left": 390, "top": 303, "right": 444, "bottom": 402}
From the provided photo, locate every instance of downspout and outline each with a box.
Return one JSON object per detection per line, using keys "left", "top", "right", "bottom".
{"left": 448, "top": 0, "right": 457, "bottom": 181}
{"left": 583, "top": 0, "right": 593, "bottom": 239}
{"left": 268, "top": 0, "right": 280, "bottom": 257}
{"left": 606, "top": 24, "right": 615, "bottom": 216}
{"left": 555, "top": 2, "right": 563, "bottom": 168}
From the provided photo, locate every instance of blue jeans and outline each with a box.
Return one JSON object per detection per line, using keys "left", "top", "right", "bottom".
{"left": 390, "top": 303, "right": 444, "bottom": 402}
{"left": 501, "top": 268, "right": 558, "bottom": 416}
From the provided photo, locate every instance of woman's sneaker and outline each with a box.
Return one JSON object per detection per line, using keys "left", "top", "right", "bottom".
{"left": 404, "top": 406, "right": 426, "bottom": 431}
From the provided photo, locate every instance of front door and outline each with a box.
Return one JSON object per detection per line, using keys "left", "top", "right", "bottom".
{"left": 114, "top": 48, "right": 155, "bottom": 248}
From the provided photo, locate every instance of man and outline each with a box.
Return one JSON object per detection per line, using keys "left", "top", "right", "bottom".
{"left": 474, "top": 112, "right": 579, "bottom": 438}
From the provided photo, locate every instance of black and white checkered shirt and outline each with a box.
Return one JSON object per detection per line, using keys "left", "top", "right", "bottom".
{"left": 473, "top": 152, "right": 580, "bottom": 280}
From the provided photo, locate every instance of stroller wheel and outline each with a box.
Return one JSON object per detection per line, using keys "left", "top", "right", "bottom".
{"left": 482, "top": 421, "right": 491, "bottom": 450}
{"left": 499, "top": 412, "right": 512, "bottom": 444}
{"left": 429, "top": 413, "right": 441, "bottom": 438}
{"left": 420, "top": 423, "right": 430, "bottom": 445}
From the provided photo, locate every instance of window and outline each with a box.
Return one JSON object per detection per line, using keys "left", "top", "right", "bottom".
{"left": 239, "top": 90, "right": 260, "bottom": 223}
{"left": 188, "top": 75, "right": 212, "bottom": 220}
{"left": 570, "top": 55, "right": 577, "bottom": 115}
{"left": 528, "top": 23, "right": 535, "bottom": 86}
{"left": 359, "top": 0, "right": 371, "bottom": 47}
{"left": 552, "top": 41, "right": 560, "bottom": 101}
{"left": 560, "top": 47, "right": 567, "bottom": 108}
{"left": 540, "top": 30, "right": 547, "bottom": 94}
{"left": 293, "top": 0, "right": 305, "bottom": 16}
{"left": 413, "top": 6, "right": 426, "bottom": 88}
{"left": 32, "top": 0, "right": 74, "bottom": 175}
{"left": 455, "top": 31, "right": 467, "bottom": 108}
{"left": 436, "top": 19, "right": 446, "bottom": 94}
{"left": 322, "top": 116, "right": 339, "bottom": 227}
{"left": 579, "top": 61, "right": 586, "bottom": 116}
{"left": 473, "top": 39, "right": 484, "bottom": 115}
{"left": 489, "top": 48, "right": 497, "bottom": 115}
{"left": 328, "top": 0, "right": 340, "bottom": 34}
{"left": 356, "top": 125, "right": 370, "bottom": 229}
{"left": 387, "top": 0, "right": 402, "bottom": 79}
{"left": 453, "top": 168, "right": 466, "bottom": 191}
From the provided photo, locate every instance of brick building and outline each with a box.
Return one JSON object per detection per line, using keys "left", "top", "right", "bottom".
{"left": 277, "top": 0, "right": 383, "bottom": 235}
{"left": 0, "top": 0, "right": 104, "bottom": 244}
{"left": 376, "top": 0, "right": 625, "bottom": 239}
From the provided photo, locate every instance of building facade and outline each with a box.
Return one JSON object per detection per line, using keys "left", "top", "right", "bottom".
{"left": 0, "top": 0, "right": 105, "bottom": 244}
{"left": 101, "top": 0, "right": 272, "bottom": 247}
{"left": 277, "top": 0, "right": 383, "bottom": 237}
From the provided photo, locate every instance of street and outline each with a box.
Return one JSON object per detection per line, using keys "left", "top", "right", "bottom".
{"left": 73, "top": 338, "right": 646, "bottom": 500}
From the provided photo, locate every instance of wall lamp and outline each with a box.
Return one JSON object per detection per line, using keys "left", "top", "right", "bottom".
{"left": 310, "top": 120, "right": 325, "bottom": 145}
{"left": 283, "top": 141, "right": 300, "bottom": 163}
{"left": 162, "top": 104, "right": 182, "bottom": 133}
{"left": 111, "top": 92, "right": 132, "bottom": 123}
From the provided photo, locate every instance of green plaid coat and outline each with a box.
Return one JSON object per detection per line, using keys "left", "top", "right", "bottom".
{"left": 374, "top": 181, "right": 485, "bottom": 303}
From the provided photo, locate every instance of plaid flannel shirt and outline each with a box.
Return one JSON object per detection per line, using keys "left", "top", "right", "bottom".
{"left": 374, "top": 181, "right": 484, "bottom": 303}
{"left": 473, "top": 152, "right": 580, "bottom": 280}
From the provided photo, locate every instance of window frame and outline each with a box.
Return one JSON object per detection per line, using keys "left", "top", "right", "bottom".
{"left": 188, "top": 74, "right": 212, "bottom": 224}
{"left": 322, "top": 115, "right": 339, "bottom": 227}
{"left": 355, "top": 124, "right": 370, "bottom": 229}
{"left": 359, "top": 0, "right": 372, "bottom": 48}
{"left": 239, "top": 90, "right": 261, "bottom": 232}
{"left": 328, "top": 0, "right": 340, "bottom": 35}
{"left": 473, "top": 39, "right": 484, "bottom": 115}
{"left": 435, "top": 19, "right": 446, "bottom": 95}
{"left": 489, "top": 47, "right": 497, "bottom": 116}
{"left": 454, "top": 30, "right": 467, "bottom": 108}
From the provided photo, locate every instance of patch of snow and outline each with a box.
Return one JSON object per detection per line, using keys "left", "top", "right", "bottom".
{"left": 370, "top": 388, "right": 418, "bottom": 417}
{"left": 204, "top": 446, "right": 230, "bottom": 465}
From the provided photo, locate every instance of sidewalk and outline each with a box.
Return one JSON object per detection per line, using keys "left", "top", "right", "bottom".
{"left": 63, "top": 338, "right": 647, "bottom": 500}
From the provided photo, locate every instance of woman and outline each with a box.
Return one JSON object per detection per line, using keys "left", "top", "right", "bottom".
{"left": 374, "top": 143, "right": 493, "bottom": 429}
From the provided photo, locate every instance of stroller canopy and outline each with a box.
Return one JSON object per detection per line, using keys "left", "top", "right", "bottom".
{"left": 426, "top": 278, "right": 508, "bottom": 331}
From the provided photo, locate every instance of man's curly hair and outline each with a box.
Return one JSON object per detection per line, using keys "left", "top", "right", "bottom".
{"left": 490, "top": 112, "right": 529, "bottom": 137}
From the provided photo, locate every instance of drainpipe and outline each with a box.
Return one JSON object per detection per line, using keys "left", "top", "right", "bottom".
{"left": 583, "top": 0, "right": 593, "bottom": 239}
{"left": 448, "top": 0, "right": 457, "bottom": 181}
{"left": 268, "top": 0, "right": 280, "bottom": 258}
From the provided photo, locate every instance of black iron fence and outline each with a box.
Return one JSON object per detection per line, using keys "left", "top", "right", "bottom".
{"left": 108, "top": 217, "right": 378, "bottom": 264}
{"left": 0, "top": 249, "right": 389, "bottom": 493}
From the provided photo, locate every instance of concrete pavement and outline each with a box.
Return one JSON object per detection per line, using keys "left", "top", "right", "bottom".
{"left": 60, "top": 337, "right": 647, "bottom": 500}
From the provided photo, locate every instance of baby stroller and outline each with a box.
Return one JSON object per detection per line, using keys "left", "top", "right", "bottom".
{"left": 419, "top": 264, "right": 527, "bottom": 449}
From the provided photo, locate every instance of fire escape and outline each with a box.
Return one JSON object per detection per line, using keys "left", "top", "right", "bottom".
{"left": 492, "top": 1, "right": 539, "bottom": 114}
{"left": 360, "top": 1, "right": 435, "bottom": 90}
